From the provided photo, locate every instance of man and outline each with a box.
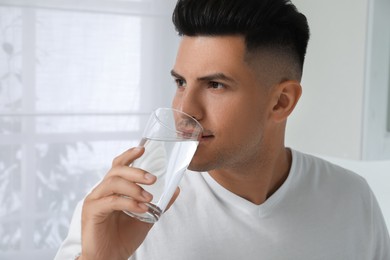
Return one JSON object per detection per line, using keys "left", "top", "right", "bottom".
{"left": 56, "top": 0, "right": 390, "bottom": 259}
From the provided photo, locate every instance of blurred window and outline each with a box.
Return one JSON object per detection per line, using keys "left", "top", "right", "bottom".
{"left": 0, "top": 0, "right": 177, "bottom": 258}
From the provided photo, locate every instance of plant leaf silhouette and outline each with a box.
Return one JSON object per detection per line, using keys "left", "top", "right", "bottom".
{"left": 2, "top": 42, "right": 14, "bottom": 56}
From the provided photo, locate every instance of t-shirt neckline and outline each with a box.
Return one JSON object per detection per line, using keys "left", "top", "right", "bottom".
{"left": 201, "top": 148, "right": 298, "bottom": 217}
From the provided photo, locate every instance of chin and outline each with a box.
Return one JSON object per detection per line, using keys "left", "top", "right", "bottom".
{"left": 188, "top": 160, "right": 215, "bottom": 172}
{"left": 187, "top": 163, "right": 204, "bottom": 172}
{"left": 188, "top": 159, "right": 205, "bottom": 172}
{"left": 188, "top": 149, "right": 219, "bottom": 172}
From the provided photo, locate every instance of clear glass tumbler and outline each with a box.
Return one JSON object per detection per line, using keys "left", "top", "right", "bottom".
{"left": 123, "top": 108, "right": 203, "bottom": 223}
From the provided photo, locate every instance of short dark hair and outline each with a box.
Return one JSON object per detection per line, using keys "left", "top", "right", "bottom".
{"left": 172, "top": 0, "right": 310, "bottom": 78}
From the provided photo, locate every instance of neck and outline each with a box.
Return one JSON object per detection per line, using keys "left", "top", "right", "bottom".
{"left": 208, "top": 147, "right": 292, "bottom": 205}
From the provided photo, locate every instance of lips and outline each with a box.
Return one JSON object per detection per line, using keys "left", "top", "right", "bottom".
{"left": 200, "top": 130, "right": 214, "bottom": 141}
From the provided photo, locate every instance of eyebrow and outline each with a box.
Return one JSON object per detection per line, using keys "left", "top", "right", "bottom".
{"left": 170, "top": 69, "right": 237, "bottom": 84}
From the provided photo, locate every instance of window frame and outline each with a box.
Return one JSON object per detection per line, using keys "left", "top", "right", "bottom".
{"left": 362, "top": 0, "right": 390, "bottom": 160}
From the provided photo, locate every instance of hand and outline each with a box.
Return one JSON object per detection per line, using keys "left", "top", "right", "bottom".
{"left": 79, "top": 147, "right": 180, "bottom": 260}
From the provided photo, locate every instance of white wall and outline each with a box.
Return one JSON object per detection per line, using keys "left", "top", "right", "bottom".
{"left": 288, "top": 0, "right": 390, "bottom": 161}
{"left": 286, "top": 0, "right": 369, "bottom": 159}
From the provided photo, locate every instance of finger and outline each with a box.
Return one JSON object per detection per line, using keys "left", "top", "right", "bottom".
{"left": 84, "top": 194, "right": 149, "bottom": 217}
{"left": 89, "top": 176, "right": 153, "bottom": 202}
{"left": 105, "top": 165, "right": 156, "bottom": 184}
{"left": 112, "top": 147, "right": 145, "bottom": 167}
{"left": 165, "top": 187, "right": 180, "bottom": 212}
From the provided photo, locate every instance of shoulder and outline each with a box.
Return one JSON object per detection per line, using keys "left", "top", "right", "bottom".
{"left": 290, "top": 150, "right": 382, "bottom": 226}
{"left": 291, "top": 149, "right": 370, "bottom": 197}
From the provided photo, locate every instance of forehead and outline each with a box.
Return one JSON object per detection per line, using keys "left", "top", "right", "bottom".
{"left": 173, "top": 36, "right": 251, "bottom": 77}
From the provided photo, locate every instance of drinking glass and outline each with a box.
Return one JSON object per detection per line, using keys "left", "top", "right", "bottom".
{"left": 123, "top": 108, "right": 203, "bottom": 223}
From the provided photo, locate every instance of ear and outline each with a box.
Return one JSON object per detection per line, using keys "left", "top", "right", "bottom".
{"left": 270, "top": 80, "right": 302, "bottom": 122}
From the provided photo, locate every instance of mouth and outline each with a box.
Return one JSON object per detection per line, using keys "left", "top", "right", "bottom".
{"left": 200, "top": 130, "right": 214, "bottom": 141}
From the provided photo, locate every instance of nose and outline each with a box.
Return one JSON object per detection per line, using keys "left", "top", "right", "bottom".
{"left": 173, "top": 85, "right": 203, "bottom": 122}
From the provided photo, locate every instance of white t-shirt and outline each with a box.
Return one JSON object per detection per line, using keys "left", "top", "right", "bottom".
{"left": 55, "top": 150, "right": 390, "bottom": 260}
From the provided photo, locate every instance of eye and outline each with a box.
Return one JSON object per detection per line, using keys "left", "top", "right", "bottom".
{"left": 174, "top": 78, "right": 186, "bottom": 89}
{"left": 208, "top": 81, "right": 225, "bottom": 90}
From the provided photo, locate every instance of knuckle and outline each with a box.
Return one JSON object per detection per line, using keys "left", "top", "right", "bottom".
{"left": 114, "top": 195, "right": 138, "bottom": 211}
{"left": 105, "top": 175, "right": 118, "bottom": 186}
{"left": 112, "top": 155, "right": 122, "bottom": 166}
{"left": 84, "top": 187, "right": 100, "bottom": 201}
{"left": 125, "top": 197, "right": 137, "bottom": 208}
{"left": 108, "top": 194, "right": 120, "bottom": 204}
{"left": 105, "top": 166, "right": 120, "bottom": 179}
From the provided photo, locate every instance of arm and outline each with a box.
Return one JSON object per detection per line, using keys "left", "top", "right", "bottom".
{"left": 56, "top": 147, "right": 179, "bottom": 260}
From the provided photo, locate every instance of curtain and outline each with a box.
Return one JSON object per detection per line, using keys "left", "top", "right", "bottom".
{"left": 0, "top": 0, "right": 179, "bottom": 259}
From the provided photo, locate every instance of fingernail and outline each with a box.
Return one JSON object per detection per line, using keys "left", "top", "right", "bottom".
{"left": 142, "top": 190, "right": 152, "bottom": 200}
{"left": 144, "top": 173, "right": 155, "bottom": 180}
{"left": 134, "top": 146, "right": 143, "bottom": 151}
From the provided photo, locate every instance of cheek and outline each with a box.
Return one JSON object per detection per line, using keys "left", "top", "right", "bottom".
{"left": 223, "top": 102, "right": 266, "bottom": 139}
{"left": 214, "top": 105, "right": 254, "bottom": 136}
{"left": 232, "top": 113, "right": 262, "bottom": 139}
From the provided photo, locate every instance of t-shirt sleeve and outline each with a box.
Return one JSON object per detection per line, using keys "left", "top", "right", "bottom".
{"left": 53, "top": 200, "right": 83, "bottom": 260}
{"left": 368, "top": 185, "right": 390, "bottom": 259}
